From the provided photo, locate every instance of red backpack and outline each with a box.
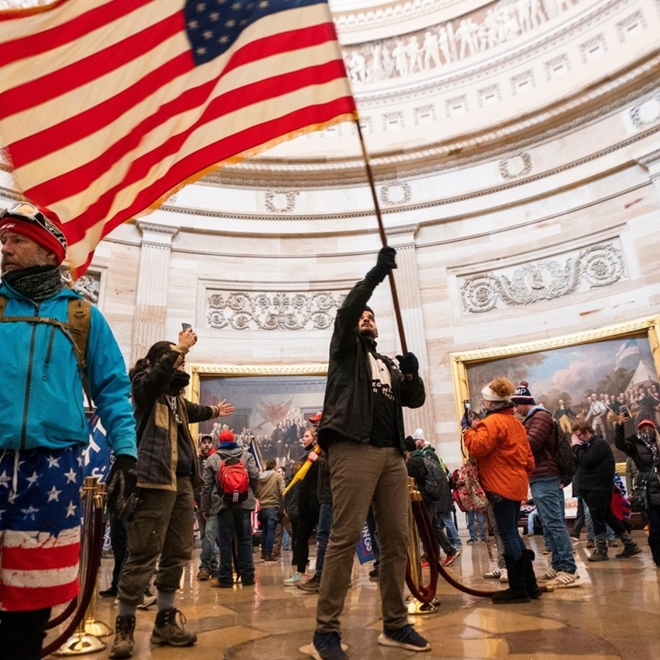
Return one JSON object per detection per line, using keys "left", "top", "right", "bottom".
{"left": 218, "top": 455, "right": 250, "bottom": 504}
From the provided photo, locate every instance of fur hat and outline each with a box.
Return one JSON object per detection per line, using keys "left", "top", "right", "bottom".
{"left": 412, "top": 428, "right": 424, "bottom": 440}
{"left": 219, "top": 429, "right": 235, "bottom": 443}
{"left": 511, "top": 381, "right": 536, "bottom": 405}
{"left": 481, "top": 377, "right": 516, "bottom": 402}
{"left": 0, "top": 203, "right": 67, "bottom": 264}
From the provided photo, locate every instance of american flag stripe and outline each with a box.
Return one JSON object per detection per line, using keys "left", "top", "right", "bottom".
{"left": 2, "top": 526, "right": 81, "bottom": 549}
{"left": 2, "top": 581, "right": 80, "bottom": 612}
{"left": 3, "top": 542, "right": 81, "bottom": 572}
{"left": 0, "top": 0, "right": 356, "bottom": 275}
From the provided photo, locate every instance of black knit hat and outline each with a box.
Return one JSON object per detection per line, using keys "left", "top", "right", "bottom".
{"left": 511, "top": 381, "right": 536, "bottom": 405}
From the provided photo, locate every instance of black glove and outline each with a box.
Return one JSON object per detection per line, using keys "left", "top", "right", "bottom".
{"left": 396, "top": 352, "right": 419, "bottom": 375}
{"left": 106, "top": 454, "right": 138, "bottom": 513}
{"left": 367, "top": 246, "right": 397, "bottom": 283}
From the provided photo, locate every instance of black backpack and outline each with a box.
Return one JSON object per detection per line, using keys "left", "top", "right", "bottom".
{"left": 422, "top": 456, "right": 447, "bottom": 502}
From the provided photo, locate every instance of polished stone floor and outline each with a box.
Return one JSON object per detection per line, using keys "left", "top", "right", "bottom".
{"left": 47, "top": 530, "right": 658, "bottom": 660}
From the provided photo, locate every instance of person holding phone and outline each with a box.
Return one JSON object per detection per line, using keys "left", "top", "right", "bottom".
{"left": 615, "top": 417, "right": 660, "bottom": 567}
{"left": 110, "top": 327, "right": 236, "bottom": 659}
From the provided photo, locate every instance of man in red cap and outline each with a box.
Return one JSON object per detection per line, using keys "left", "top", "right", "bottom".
{"left": 0, "top": 203, "right": 138, "bottom": 660}
{"left": 615, "top": 416, "right": 660, "bottom": 567}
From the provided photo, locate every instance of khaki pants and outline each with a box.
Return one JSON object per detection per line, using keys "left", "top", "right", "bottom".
{"left": 316, "top": 442, "right": 409, "bottom": 634}
{"left": 117, "top": 478, "right": 194, "bottom": 606}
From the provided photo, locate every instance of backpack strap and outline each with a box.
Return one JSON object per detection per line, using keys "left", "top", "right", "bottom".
{"left": 0, "top": 294, "right": 93, "bottom": 405}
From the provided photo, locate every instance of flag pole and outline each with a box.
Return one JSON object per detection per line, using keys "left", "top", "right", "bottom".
{"left": 354, "top": 119, "right": 408, "bottom": 354}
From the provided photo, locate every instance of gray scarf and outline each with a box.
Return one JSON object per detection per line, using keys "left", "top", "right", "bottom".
{"left": 2, "top": 265, "right": 63, "bottom": 301}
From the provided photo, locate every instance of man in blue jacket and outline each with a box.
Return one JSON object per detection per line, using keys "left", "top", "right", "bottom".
{"left": 311, "top": 247, "right": 430, "bottom": 660}
{"left": 0, "top": 203, "right": 137, "bottom": 660}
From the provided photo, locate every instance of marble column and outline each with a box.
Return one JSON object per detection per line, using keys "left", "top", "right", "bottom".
{"left": 385, "top": 224, "right": 437, "bottom": 447}
{"left": 131, "top": 221, "right": 178, "bottom": 365}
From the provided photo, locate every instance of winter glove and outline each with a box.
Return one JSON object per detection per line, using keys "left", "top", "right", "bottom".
{"left": 396, "top": 352, "right": 419, "bottom": 375}
{"left": 366, "top": 246, "right": 397, "bottom": 283}
{"left": 106, "top": 454, "right": 138, "bottom": 513}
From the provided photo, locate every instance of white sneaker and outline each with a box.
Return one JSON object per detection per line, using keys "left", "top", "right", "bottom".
{"left": 283, "top": 572, "right": 303, "bottom": 585}
{"left": 483, "top": 568, "right": 502, "bottom": 579}
{"left": 546, "top": 571, "right": 581, "bottom": 589}
{"left": 538, "top": 568, "right": 558, "bottom": 582}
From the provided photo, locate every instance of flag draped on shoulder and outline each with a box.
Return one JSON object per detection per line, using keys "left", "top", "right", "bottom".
{"left": 0, "top": 0, "right": 356, "bottom": 275}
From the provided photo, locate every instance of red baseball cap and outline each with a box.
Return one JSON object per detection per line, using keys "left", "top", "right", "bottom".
{"left": 308, "top": 411, "right": 322, "bottom": 424}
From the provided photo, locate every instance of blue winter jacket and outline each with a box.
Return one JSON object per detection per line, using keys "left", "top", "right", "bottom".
{"left": 0, "top": 281, "right": 137, "bottom": 457}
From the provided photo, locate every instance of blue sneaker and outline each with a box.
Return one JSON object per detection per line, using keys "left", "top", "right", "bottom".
{"left": 311, "top": 631, "right": 348, "bottom": 660}
{"left": 378, "top": 624, "right": 430, "bottom": 652}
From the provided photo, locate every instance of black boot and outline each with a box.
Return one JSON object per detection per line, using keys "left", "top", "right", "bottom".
{"left": 492, "top": 555, "right": 530, "bottom": 604}
{"left": 522, "top": 549, "right": 542, "bottom": 599}
{"left": 588, "top": 534, "right": 609, "bottom": 562}
{"left": 615, "top": 532, "right": 642, "bottom": 558}
{"left": 648, "top": 534, "right": 660, "bottom": 567}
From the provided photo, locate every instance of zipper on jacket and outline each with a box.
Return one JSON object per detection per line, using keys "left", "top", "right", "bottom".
{"left": 43, "top": 325, "right": 56, "bottom": 381}
{"left": 21, "top": 304, "right": 40, "bottom": 450}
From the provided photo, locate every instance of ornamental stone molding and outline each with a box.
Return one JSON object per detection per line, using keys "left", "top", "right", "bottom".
{"left": 459, "top": 241, "right": 626, "bottom": 313}
{"left": 379, "top": 182, "right": 412, "bottom": 206}
{"left": 630, "top": 93, "right": 660, "bottom": 130}
{"left": 499, "top": 152, "right": 533, "bottom": 179}
{"left": 265, "top": 190, "right": 299, "bottom": 213}
{"left": 207, "top": 291, "right": 347, "bottom": 331}
{"left": 72, "top": 271, "right": 101, "bottom": 305}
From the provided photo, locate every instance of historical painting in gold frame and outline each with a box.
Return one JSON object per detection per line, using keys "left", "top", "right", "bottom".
{"left": 188, "top": 364, "right": 327, "bottom": 466}
{"left": 450, "top": 317, "right": 660, "bottom": 462}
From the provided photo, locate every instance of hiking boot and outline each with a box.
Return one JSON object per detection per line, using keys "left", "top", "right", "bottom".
{"left": 311, "top": 631, "right": 348, "bottom": 660}
{"left": 197, "top": 567, "right": 210, "bottom": 581}
{"left": 378, "top": 624, "right": 431, "bottom": 651}
{"left": 615, "top": 544, "right": 642, "bottom": 558}
{"left": 297, "top": 575, "right": 321, "bottom": 593}
{"left": 150, "top": 608, "right": 197, "bottom": 647}
{"left": 109, "top": 615, "right": 135, "bottom": 659}
{"left": 588, "top": 548, "right": 609, "bottom": 562}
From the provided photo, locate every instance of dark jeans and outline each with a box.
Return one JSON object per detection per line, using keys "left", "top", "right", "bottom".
{"left": 259, "top": 507, "right": 277, "bottom": 557}
{"left": 217, "top": 508, "right": 254, "bottom": 584}
{"left": 491, "top": 497, "right": 526, "bottom": 560}
{"left": 580, "top": 489, "right": 626, "bottom": 538}
{"left": 0, "top": 607, "right": 51, "bottom": 660}
{"left": 315, "top": 502, "right": 333, "bottom": 578}
{"left": 296, "top": 507, "right": 320, "bottom": 574}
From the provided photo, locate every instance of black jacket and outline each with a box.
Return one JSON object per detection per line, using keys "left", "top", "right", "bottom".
{"left": 573, "top": 434, "right": 614, "bottom": 493}
{"left": 614, "top": 425, "right": 660, "bottom": 507}
{"left": 318, "top": 274, "right": 425, "bottom": 453}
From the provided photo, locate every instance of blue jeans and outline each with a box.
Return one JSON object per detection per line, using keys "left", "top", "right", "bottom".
{"left": 439, "top": 511, "right": 462, "bottom": 548}
{"left": 530, "top": 478, "right": 576, "bottom": 573}
{"left": 467, "top": 510, "right": 486, "bottom": 541}
{"left": 216, "top": 508, "right": 254, "bottom": 585}
{"left": 199, "top": 512, "right": 219, "bottom": 572}
{"left": 315, "top": 502, "right": 333, "bottom": 578}
{"left": 259, "top": 507, "right": 277, "bottom": 557}
{"left": 491, "top": 498, "right": 526, "bottom": 560}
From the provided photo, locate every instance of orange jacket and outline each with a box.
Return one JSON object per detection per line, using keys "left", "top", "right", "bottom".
{"left": 463, "top": 407, "right": 534, "bottom": 501}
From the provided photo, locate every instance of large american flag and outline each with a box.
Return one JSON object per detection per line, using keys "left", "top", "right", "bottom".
{"left": 0, "top": 0, "right": 356, "bottom": 275}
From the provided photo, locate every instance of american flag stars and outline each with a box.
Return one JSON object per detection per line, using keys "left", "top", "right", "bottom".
{"left": 184, "top": 0, "right": 281, "bottom": 65}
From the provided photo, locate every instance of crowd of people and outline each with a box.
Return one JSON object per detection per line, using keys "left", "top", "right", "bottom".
{"left": 0, "top": 209, "right": 657, "bottom": 660}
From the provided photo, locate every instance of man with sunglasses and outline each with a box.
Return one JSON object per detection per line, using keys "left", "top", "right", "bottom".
{"left": 0, "top": 203, "right": 138, "bottom": 660}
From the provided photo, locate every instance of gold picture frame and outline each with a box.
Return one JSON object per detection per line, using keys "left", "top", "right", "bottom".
{"left": 187, "top": 363, "right": 328, "bottom": 464}
{"left": 450, "top": 316, "right": 660, "bottom": 461}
